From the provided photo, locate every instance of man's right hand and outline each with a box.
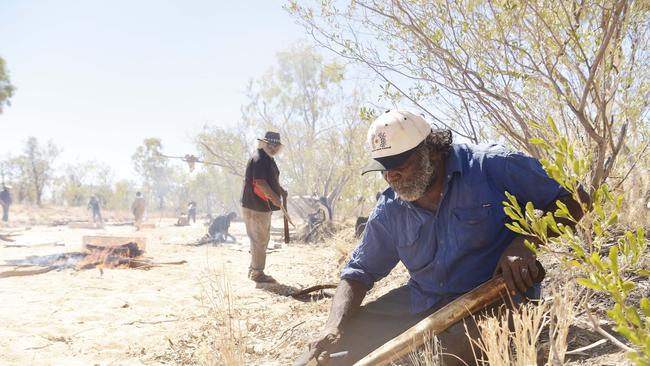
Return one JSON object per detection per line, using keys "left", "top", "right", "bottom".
{"left": 269, "top": 194, "right": 282, "bottom": 208}
{"left": 293, "top": 327, "right": 341, "bottom": 366}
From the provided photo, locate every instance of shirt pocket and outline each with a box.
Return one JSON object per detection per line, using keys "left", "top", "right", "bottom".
{"left": 394, "top": 226, "right": 436, "bottom": 272}
{"left": 453, "top": 204, "right": 498, "bottom": 249}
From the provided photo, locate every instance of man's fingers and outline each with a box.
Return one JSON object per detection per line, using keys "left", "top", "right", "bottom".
{"left": 493, "top": 263, "right": 503, "bottom": 276}
{"left": 501, "top": 263, "right": 516, "bottom": 296}
{"left": 511, "top": 264, "right": 528, "bottom": 294}
{"left": 292, "top": 347, "right": 318, "bottom": 366}
{"left": 520, "top": 264, "right": 533, "bottom": 289}
{"left": 316, "top": 351, "right": 330, "bottom": 365}
{"left": 528, "top": 261, "right": 540, "bottom": 281}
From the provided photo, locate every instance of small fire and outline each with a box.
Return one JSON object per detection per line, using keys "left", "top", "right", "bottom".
{"left": 77, "top": 242, "right": 147, "bottom": 270}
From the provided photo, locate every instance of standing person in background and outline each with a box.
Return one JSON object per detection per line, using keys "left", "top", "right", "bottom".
{"left": 87, "top": 194, "right": 103, "bottom": 224}
{"left": 241, "top": 131, "right": 287, "bottom": 283}
{"left": 187, "top": 201, "right": 197, "bottom": 224}
{"left": 132, "top": 192, "right": 146, "bottom": 229}
{"left": 0, "top": 185, "right": 11, "bottom": 223}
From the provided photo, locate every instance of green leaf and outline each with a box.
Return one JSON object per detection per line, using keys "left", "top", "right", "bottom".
{"left": 530, "top": 137, "right": 551, "bottom": 150}
{"left": 626, "top": 307, "right": 642, "bottom": 327}
{"left": 609, "top": 246, "right": 619, "bottom": 276}
{"left": 637, "top": 269, "right": 650, "bottom": 278}
{"left": 505, "top": 222, "right": 528, "bottom": 235}
{"left": 547, "top": 115, "right": 559, "bottom": 134}
{"left": 622, "top": 281, "right": 636, "bottom": 293}
{"left": 576, "top": 277, "right": 602, "bottom": 291}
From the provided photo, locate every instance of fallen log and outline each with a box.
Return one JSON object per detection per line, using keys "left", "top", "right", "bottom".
{"left": 82, "top": 236, "right": 146, "bottom": 252}
{"left": 3, "top": 241, "right": 65, "bottom": 248}
{"left": 0, "top": 234, "right": 15, "bottom": 242}
{"left": 68, "top": 222, "right": 104, "bottom": 229}
{"left": 0, "top": 266, "right": 56, "bottom": 278}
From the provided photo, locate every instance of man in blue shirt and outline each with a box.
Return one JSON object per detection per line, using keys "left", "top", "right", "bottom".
{"left": 295, "top": 110, "right": 588, "bottom": 366}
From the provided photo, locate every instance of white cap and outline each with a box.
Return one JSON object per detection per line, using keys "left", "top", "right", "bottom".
{"left": 362, "top": 110, "right": 431, "bottom": 174}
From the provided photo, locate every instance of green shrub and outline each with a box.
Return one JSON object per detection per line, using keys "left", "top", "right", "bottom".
{"left": 503, "top": 118, "right": 649, "bottom": 365}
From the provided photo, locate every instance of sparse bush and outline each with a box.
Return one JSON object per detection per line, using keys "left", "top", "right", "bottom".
{"left": 503, "top": 118, "right": 649, "bottom": 365}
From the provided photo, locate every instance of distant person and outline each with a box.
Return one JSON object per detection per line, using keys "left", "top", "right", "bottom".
{"left": 241, "top": 131, "right": 287, "bottom": 283}
{"left": 176, "top": 212, "right": 189, "bottom": 226}
{"left": 0, "top": 185, "right": 11, "bottom": 223}
{"left": 87, "top": 195, "right": 103, "bottom": 224}
{"left": 131, "top": 192, "right": 146, "bottom": 228}
{"left": 187, "top": 201, "right": 197, "bottom": 224}
{"left": 207, "top": 212, "right": 237, "bottom": 243}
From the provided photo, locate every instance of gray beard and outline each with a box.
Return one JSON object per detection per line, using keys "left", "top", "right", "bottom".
{"left": 262, "top": 145, "right": 277, "bottom": 157}
{"left": 391, "top": 155, "right": 436, "bottom": 202}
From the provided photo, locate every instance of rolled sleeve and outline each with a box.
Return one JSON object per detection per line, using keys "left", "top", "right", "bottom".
{"left": 493, "top": 152, "right": 570, "bottom": 210}
{"left": 340, "top": 207, "right": 399, "bottom": 289}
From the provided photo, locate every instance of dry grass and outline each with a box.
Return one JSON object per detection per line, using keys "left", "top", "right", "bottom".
{"left": 471, "top": 284, "right": 579, "bottom": 366}
{"left": 156, "top": 223, "right": 639, "bottom": 366}
{"left": 403, "top": 333, "right": 445, "bottom": 366}
{"left": 197, "top": 266, "right": 247, "bottom": 366}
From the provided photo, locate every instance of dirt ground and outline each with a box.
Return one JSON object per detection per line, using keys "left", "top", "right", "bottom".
{"left": 0, "top": 204, "right": 638, "bottom": 366}
{"left": 0, "top": 205, "right": 337, "bottom": 365}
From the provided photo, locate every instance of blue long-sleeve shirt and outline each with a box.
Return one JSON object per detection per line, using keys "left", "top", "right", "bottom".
{"left": 341, "top": 143, "right": 569, "bottom": 314}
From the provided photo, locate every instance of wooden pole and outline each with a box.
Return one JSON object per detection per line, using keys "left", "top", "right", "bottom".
{"left": 282, "top": 195, "right": 290, "bottom": 244}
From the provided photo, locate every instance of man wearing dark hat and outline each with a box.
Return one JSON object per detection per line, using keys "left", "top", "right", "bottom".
{"left": 295, "top": 110, "right": 590, "bottom": 365}
{"left": 241, "top": 131, "right": 287, "bottom": 283}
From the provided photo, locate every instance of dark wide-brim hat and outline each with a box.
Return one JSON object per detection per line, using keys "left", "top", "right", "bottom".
{"left": 257, "top": 131, "right": 282, "bottom": 145}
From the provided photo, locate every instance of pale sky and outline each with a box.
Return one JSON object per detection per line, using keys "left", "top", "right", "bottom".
{"left": 0, "top": 0, "right": 306, "bottom": 179}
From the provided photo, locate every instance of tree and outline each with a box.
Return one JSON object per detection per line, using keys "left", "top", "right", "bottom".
{"left": 241, "top": 43, "right": 379, "bottom": 218}
{"left": 288, "top": 0, "right": 650, "bottom": 192}
{"left": 105, "top": 179, "right": 137, "bottom": 211}
{"left": 195, "top": 125, "right": 250, "bottom": 178}
{"left": 194, "top": 125, "right": 250, "bottom": 215}
{"left": 14, "top": 137, "right": 60, "bottom": 206}
{"left": 132, "top": 138, "right": 173, "bottom": 210}
{"left": 59, "top": 161, "right": 115, "bottom": 206}
{"left": 0, "top": 56, "right": 15, "bottom": 114}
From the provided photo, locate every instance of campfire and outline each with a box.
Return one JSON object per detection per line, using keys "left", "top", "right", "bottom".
{"left": 1, "top": 236, "right": 186, "bottom": 278}
{"left": 77, "top": 236, "right": 147, "bottom": 269}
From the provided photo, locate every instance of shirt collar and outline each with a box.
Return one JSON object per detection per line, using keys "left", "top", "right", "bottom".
{"left": 257, "top": 148, "right": 273, "bottom": 160}
{"left": 446, "top": 144, "right": 463, "bottom": 177}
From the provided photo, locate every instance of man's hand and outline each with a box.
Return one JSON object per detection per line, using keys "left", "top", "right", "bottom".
{"left": 494, "top": 236, "right": 539, "bottom": 295}
{"left": 293, "top": 327, "right": 341, "bottom": 366}
{"left": 281, "top": 188, "right": 288, "bottom": 199}
{"left": 269, "top": 194, "right": 282, "bottom": 208}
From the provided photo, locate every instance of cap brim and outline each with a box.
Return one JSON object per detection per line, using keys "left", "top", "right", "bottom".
{"left": 361, "top": 145, "right": 418, "bottom": 175}
{"left": 257, "top": 138, "right": 282, "bottom": 145}
{"left": 361, "top": 159, "right": 388, "bottom": 175}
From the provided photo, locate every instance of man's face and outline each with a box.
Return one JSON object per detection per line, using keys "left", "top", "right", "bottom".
{"left": 263, "top": 142, "right": 283, "bottom": 156}
{"left": 382, "top": 147, "right": 436, "bottom": 201}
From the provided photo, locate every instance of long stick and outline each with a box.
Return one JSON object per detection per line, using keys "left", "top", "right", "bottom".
{"left": 282, "top": 195, "right": 290, "bottom": 243}
{"left": 353, "top": 263, "right": 545, "bottom": 366}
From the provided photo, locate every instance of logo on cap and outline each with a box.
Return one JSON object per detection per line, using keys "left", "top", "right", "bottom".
{"left": 371, "top": 132, "right": 390, "bottom": 152}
